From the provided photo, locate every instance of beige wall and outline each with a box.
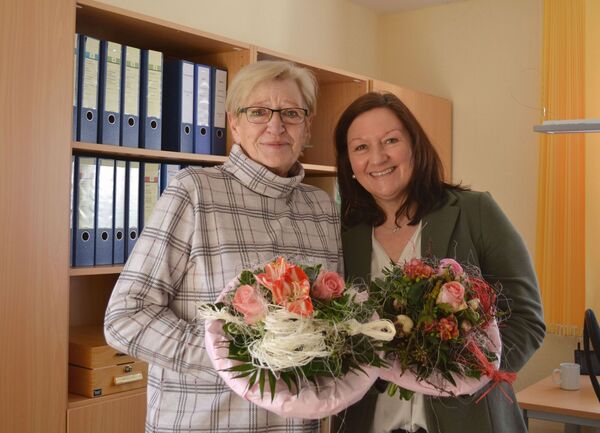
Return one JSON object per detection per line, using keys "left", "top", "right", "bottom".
{"left": 586, "top": 0, "right": 600, "bottom": 312}
{"left": 95, "top": 0, "right": 382, "bottom": 79}
{"left": 379, "top": 0, "right": 542, "bottom": 254}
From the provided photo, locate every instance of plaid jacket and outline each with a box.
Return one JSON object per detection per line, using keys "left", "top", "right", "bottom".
{"left": 105, "top": 144, "right": 342, "bottom": 432}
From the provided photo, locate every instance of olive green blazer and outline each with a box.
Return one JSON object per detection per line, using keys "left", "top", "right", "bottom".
{"left": 337, "top": 189, "right": 546, "bottom": 433}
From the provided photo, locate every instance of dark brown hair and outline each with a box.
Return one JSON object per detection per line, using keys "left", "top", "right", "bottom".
{"left": 335, "top": 92, "right": 465, "bottom": 229}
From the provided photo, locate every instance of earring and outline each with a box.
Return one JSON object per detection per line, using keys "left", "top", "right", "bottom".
{"left": 351, "top": 174, "right": 356, "bottom": 179}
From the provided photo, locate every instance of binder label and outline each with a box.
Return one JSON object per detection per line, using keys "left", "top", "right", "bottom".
{"left": 147, "top": 50, "right": 162, "bottom": 119}
{"left": 124, "top": 46, "right": 140, "bottom": 116}
{"left": 143, "top": 163, "right": 160, "bottom": 226}
{"left": 182, "top": 62, "right": 194, "bottom": 125}
{"left": 105, "top": 41, "right": 122, "bottom": 114}
{"left": 128, "top": 161, "right": 140, "bottom": 231}
{"left": 115, "top": 161, "right": 126, "bottom": 230}
{"left": 196, "top": 66, "right": 210, "bottom": 126}
{"left": 213, "top": 68, "right": 227, "bottom": 129}
{"left": 82, "top": 38, "right": 100, "bottom": 110}
{"left": 73, "top": 34, "right": 78, "bottom": 109}
{"left": 97, "top": 159, "right": 114, "bottom": 228}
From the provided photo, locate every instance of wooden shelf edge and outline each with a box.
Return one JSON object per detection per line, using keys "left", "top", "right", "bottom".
{"left": 70, "top": 265, "right": 123, "bottom": 276}
{"left": 72, "top": 142, "right": 228, "bottom": 165}
{"left": 68, "top": 388, "right": 146, "bottom": 409}
{"left": 72, "top": 142, "right": 336, "bottom": 175}
{"left": 256, "top": 47, "right": 369, "bottom": 84}
{"left": 302, "top": 163, "right": 337, "bottom": 176}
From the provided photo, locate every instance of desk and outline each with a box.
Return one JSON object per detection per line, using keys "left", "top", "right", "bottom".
{"left": 517, "top": 375, "right": 600, "bottom": 433}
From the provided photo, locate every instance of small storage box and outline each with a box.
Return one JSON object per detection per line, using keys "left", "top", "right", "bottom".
{"left": 69, "top": 325, "right": 148, "bottom": 397}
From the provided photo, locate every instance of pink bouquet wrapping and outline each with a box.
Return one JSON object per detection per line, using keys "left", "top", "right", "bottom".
{"left": 372, "top": 258, "right": 514, "bottom": 400}
{"left": 198, "top": 257, "right": 396, "bottom": 418}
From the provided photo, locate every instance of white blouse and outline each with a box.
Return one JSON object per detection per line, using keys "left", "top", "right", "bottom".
{"left": 369, "top": 222, "right": 430, "bottom": 433}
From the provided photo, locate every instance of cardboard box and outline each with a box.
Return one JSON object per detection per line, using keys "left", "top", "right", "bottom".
{"left": 68, "top": 360, "right": 148, "bottom": 397}
{"left": 69, "top": 325, "right": 147, "bottom": 397}
{"left": 69, "top": 325, "right": 137, "bottom": 369}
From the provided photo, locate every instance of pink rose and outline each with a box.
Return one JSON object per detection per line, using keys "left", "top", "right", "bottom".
{"left": 436, "top": 281, "right": 468, "bottom": 312}
{"left": 232, "top": 284, "right": 268, "bottom": 324}
{"left": 311, "top": 271, "right": 345, "bottom": 300}
{"left": 437, "top": 258, "right": 464, "bottom": 277}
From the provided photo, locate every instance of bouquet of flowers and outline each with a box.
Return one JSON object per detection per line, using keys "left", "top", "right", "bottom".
{"left": 372, "top": 257, "right": 513, "bottom": 400}
{"left": 197, "top": 257, "right": 396, "bottom": 418}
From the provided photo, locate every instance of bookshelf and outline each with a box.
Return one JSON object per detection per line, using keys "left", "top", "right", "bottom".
{"left": 1, "top": 0, "right": 452, "bottom": 432}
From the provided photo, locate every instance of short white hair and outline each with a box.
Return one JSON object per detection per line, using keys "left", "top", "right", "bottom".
{"left": 225, "top": 60, "right": 318, "bottom": 116}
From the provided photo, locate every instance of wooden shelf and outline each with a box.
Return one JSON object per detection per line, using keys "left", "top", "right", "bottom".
{"left": 70, "top": 265, "right": 123, "bottom": 276}
{"left": 72, "top": 142, "right": 227, "bottom": 165}
{"left": 68, "top": 388, "right": 146, "bottom": 409}
{"left": 72, "top": 142, "right": 336, "bottom": 175}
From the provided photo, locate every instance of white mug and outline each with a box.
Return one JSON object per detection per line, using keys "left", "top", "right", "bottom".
{"left": 552, "top": 362, "right": 581, "bottom": 390}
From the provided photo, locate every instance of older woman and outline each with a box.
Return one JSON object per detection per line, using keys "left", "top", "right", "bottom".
{"left": 333, "top": 92, "right": 545, "bottom": 433}
{"left": 104, "top": 60, "right": 341, "bottom": 433}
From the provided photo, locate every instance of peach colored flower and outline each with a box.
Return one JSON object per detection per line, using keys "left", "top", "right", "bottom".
{"left": 274, "top": 265, "right": 310, "bottom": 302}
{"left": 255, "top": 257, "right": 290, "bottom": 292}
{"left": 436, "top": 281, "right": 468, "bottom": 312}
{"left": 286, "top": 297, "right": 314, "bottom": 316}
{"left": 311, "top": 271, "right": 345, "bottom": 300}
{"left": 232, "top": 284, "right": 268, "bottom": 324}
{"left": 403, "top": 258, "right": 434, "bottom": 279}
{"left": 438, "top": 316, "right": 459, "bottom": 340}
{"left": 260, "top": 263, "right": 313, "bottom": 316}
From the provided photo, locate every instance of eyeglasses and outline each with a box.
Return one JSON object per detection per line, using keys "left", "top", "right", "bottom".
{"left": 238, "top": 106, "right": 308, "bottom": 125}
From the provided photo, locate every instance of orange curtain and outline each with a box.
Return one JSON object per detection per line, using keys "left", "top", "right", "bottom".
{"left": 536, "top": 0, "right": 586, "bottom": 336}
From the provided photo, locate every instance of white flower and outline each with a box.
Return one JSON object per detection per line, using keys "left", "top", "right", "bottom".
{"left": 395, "top": 314, "right": 414, "bottom": 335}
{"left": 468, "top": 298, "right": 480, "bottom": 310}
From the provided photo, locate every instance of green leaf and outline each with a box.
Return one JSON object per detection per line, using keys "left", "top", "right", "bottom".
{"left": 225, "top": 363, "right": 255, "bottom": 372}
{"left": 302, "top": 263, "right": 322, "bottom": 281}
{"left": 248, "top": 369, "right": 258, "bottom": 389}
{"left": 399, "top": 387, "right": 415, "bottom": 400}
{"left": 238, "top": 270, "right": 257, "bottom": 286}
{"left": 259, "top": 369, "right": 266, "bottom": 399}
{"left": 268, "top": 371, "right": 277, "bottom": 402}
{"left": 281, "top": 372, "right": 298, "bottom": 395}
{"left": 232, "top": 370, "right": 254, "bottom": 379}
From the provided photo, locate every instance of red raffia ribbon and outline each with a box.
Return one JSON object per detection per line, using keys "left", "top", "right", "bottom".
{"left": 466, "top": 339, "right": 517, "bottom": 404}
